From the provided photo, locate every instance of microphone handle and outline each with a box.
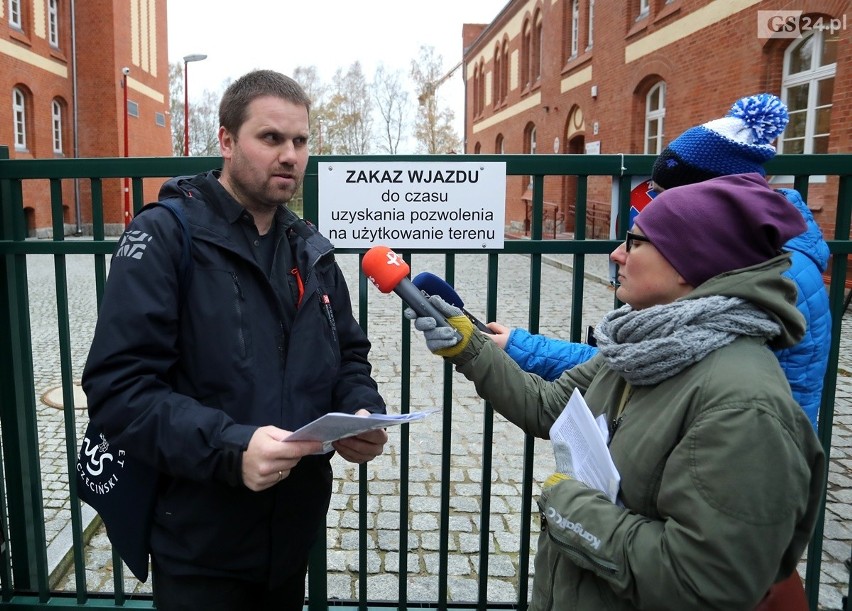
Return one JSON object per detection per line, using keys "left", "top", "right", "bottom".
{"left": 393, "top": 279, "right": 463, "bottom": 341}
{"left": 462, "top": 308, "right": 494, "bottom": 335}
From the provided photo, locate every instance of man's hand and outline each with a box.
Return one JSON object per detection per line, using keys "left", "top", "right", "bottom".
{"left": 332, "top": 409, "right": 389, "bottom": 464}
{"left": 242, "top": 426, "right": 323, "bottom": 491}
{"left": 485, "top": 321, "right": 511, "bottom": 349}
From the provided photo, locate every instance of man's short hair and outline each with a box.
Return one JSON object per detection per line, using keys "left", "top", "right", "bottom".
{"left": 219, "top": 69, "right": 311, "bottom": 137}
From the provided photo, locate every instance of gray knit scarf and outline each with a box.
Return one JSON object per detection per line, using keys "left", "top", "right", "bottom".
{"left": 594, "top": 296, "right": 781, "bottom": 386}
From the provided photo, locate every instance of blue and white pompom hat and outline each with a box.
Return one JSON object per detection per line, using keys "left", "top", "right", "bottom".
{"left": 651, "top": 93, "right": 789, "bottom": 190}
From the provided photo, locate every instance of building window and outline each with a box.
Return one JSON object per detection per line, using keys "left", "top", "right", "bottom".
{"left": 644, "top": 82, "right": 666, "bottom": 154}
{"left": 780, "top": 29, "right": 836, "bottom": 154}
{"left": 493, "top": 44, "right": 501, "bottom": 107}
{"left": 522, "top": 18, "right": 531, "bottom": 87}
{"left": 571, "top": 0, "right": 579, "bottom": 57}
{"left": 127, "top": 100, "right": 139, "bottom": 117}
{"left": 587, "top": 0, "right": 595, "bottom": 50}
{"left": 501, "top": 39, "right": 509, "bottom": 100}
{"left": 155, "top": 111, "right": 166, "bottom": 127}
{"left": 9, "top": 0, "right": 22, "bottom": 28}
{"left": 638, "top": 0, "right": 650, "bottom": 19}
{"left": 13, "top": 87, "right": 27, "bottom": 150}
{"left": 526, "top": 124, "right": 537, "bottom": 187}
{"left": 52, "top": 99, "right": 63, "bottom": 153}
{"left": 48, "top": 0, "right": 59, "bottom": 46}
{"left": 478, "top": 59, "right": 486, "bottom": 113}
{"left": 496, "top": 133, "right": 504, "bottom": 154}
{"left": 532, "top": 10, "right": 543, "bottom": 82}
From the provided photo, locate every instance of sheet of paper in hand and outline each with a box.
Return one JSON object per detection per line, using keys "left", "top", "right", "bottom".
{"left": 549, "top": 388, "right": 621, "bottom": 503}
{"left": 286, "top": 410, "right": 438, "bottom": 454}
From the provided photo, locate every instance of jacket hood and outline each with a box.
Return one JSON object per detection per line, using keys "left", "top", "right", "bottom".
{"left": 775, "top": 188, "right": 830, "bottom": 272}
{"left": 158, "top": 173, "right": 208, "bottom": 201}
{"left": 683, "top": 253, "right": 805, "bottom": 350}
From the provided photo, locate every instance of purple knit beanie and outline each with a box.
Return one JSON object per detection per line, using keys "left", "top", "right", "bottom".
{"left": 635, "top": 173, "right": 806, "bottom": 287}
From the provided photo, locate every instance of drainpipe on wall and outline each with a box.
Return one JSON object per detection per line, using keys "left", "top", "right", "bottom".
{"left": 70, "top": 0, "right": 82, "bottom": 235}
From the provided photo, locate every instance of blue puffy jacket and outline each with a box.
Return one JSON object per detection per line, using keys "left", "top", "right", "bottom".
{"left": 505, "top": 188, "right": 830, "bottom": 430}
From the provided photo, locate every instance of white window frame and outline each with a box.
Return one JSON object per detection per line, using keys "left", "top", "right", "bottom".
{"left": 571, "top": 0, "right": 579, "bottom": 57}
{"left": 644, "top": 82, "right": 666, "bottom": 154}
{"left": 9, "top": 0, "right": 22, "bottom": 28}
{"left": 779, "top": 30, "right": 835, "bottom": 156}
{"left": 52, "top": 99, "right": 63, "bottom": 153}
{"left": 13, "top": 87, "right": 27, "bottom": 150}
{"left": 527, "top": 125, "right": 537, "bottom": 187}
{"left": 638, "top": 0, "right": 650, "bottom": 19}
{"left": 48, "top": 0, "right": 59, "bottom": 47}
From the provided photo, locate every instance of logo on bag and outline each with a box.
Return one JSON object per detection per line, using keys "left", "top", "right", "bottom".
{"left": 77, "top": 431, "right": 126, "bottom": 495}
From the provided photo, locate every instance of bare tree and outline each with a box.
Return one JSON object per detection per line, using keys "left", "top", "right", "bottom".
{"left": 372, "top": 64, "right": 409, "bottom": 154}
{"left": 189, "top": 89, "right": 220, "bottom": 156}
{"left": 294, "top": 65, "right": 333, "bottom": 155}
{"left": 169, "top": 62, "right": 185, "bottom": 156}
{"left": 326, "top": 62, "right": 374, "bottom": 155}
{"left": 410, "top": 46, "right": 461, "bottom": 154}
{"left": 169, "top": 62, "right": 222, "bottom": 157}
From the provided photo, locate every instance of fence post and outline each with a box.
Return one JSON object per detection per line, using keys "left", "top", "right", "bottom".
{"left": 0, "top": 146, "right": 50, "bottom": 594}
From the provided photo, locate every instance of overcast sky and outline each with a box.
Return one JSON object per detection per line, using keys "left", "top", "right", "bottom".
{"left": 166, "top": 0, "right": 508, "bottom": 142}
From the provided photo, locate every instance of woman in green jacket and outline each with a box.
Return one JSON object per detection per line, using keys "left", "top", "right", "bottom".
{"left": 407, "top": 173, "right": 825, "bottom": 610}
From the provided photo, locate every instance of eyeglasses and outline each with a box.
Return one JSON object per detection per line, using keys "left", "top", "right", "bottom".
{"left": 625, "top": 231, "right": 652, "bottom": 252}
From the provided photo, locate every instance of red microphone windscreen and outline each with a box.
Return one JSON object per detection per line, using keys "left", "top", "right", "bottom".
{"left": 361, "top": 246, "right": 411, "bottom": 293}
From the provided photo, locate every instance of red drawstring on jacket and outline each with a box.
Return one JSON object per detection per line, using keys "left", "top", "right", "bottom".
{"left": 290, "top": 268, "right": 305, "bottom": 307}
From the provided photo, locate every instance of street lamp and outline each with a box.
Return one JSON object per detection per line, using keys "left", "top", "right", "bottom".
{"left": 183, "top": 53, "right": 207, "bottom": 156}
{"left": 121, "top": 67, "right": 131, "bottom": 227}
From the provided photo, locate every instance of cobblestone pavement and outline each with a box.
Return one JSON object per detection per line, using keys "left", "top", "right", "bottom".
{"left": 24, "top": 249, "right": 851, "bottom": 608}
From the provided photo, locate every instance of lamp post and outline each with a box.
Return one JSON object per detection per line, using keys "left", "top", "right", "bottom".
{"left": 183, "top": 53, "right": 207, "bottom": 156}
{"left": 121, "top": 67, "right": 130, "bottom": 227}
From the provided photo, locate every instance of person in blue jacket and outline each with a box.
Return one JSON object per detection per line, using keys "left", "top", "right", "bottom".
{"left": 488, "top": 93, "right": 831, "bottom": 430}
{"left": 82, "top": 70, "right": 388, "bottom": 610}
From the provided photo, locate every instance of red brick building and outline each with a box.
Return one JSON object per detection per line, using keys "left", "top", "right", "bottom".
{"left": 1, "top": 0, "right": 171, "bottom": 237}
{"left": 462, "top": 0, "right": 851, "bottom": 243}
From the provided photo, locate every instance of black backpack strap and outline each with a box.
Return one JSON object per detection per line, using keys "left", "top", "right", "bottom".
{"left": 138, "top": 198, "right": 193, "bottom": 309}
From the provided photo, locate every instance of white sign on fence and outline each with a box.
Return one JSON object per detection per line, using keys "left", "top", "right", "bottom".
{"left": 317, "top": 161, "right": 506, "bottom": 250}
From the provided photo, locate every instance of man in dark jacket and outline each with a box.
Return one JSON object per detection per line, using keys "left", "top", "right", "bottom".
{"left": 82, "top": 69, "right": 388, "bottom": 610}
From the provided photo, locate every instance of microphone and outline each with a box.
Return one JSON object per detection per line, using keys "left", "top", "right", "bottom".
{"left": 361, "top": 246, "right": 462, "bottom": 341}
{"left": 412, "top": 272, "right": 493, "bottom": 334}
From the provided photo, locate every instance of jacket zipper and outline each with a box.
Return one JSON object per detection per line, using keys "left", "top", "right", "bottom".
{"left": 609, "top": 385, "right": 633, "bottom": 446}
{"left": 230, "top": 273, "right": 247, "bottom": 357}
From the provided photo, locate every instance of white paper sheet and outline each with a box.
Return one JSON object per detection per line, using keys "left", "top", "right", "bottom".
{"left": 549, "top": 388, "right": 621, "bottom": 503}
{"left": 286, "top": 410, "right": 438, "bottom": 454}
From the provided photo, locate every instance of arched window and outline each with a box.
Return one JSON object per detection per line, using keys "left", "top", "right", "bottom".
{"left": 479, "top": 59, "right": 486, "bottom": 112}
{"left": 13, "top": 87, "right": 27, "bottom": 150}
{"left": 522, "top": 18, "right": 532, "bottom": 87}
{"left": 501, "top": 39, "right": 509, "bottom": 101}
{"left": 493, "top": 44, "right": 502, "bottom": 108}
{"left": 532, "top": 10, "right": 543, "bottom": 81}
{"left": 496, "top": 133, "right": 504, "bottom": 154}
{"left": 587, "top": 0, "right": 595, "bottom": 50}
{"left": 52, "top": 99, "right": 64, "bottom": 154}
{"left": 780, "top": 29, "right": 836, "bottom": 154}
{"left": 644, "top": 82, "right": 666, "bottom": 154}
